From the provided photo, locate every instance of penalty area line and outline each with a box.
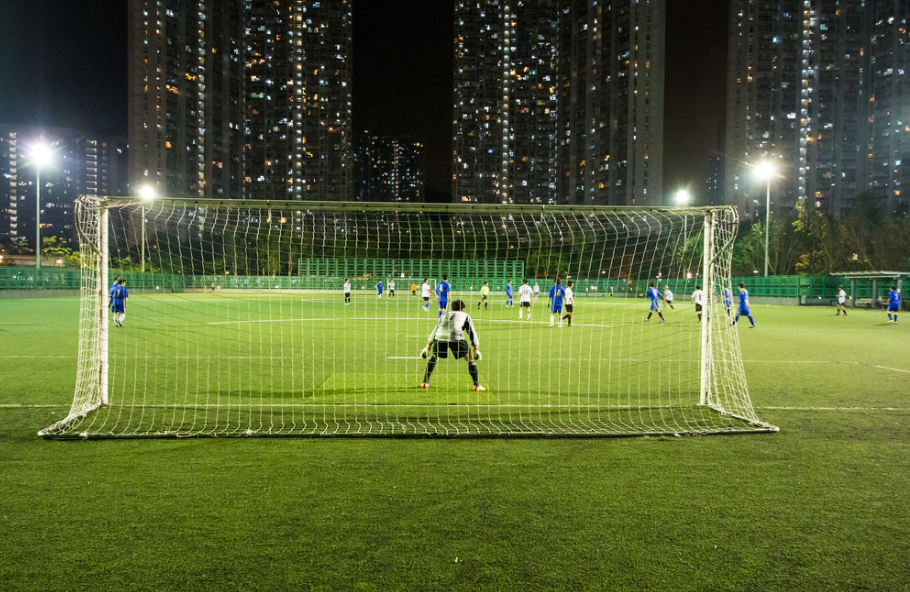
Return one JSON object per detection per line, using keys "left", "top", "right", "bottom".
{"left": 757, "top": 406, "right": 910, "bottom": 412}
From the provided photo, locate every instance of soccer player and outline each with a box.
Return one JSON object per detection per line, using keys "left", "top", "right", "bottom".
{"left": 110, "top": 278, "right": 128, "bottom": 327}
{"left": 548, "top": 278, "right": 566, "bottom": 327}
{"left": 389, "top": 280, "right": 396, "bottom": 299}
{"left": 836, "top": 285, "right": 847, "bottom": 316}
{"left": 376, "top": 280, "right": 383, "bottom": 298}
{"left": 436, "top": 274, "right": 451, "bottom": 318}
{"left": 109, "top": 276, "right": 121, "bottom": 303}
{"left": 662, "top": 285, "right": 675, "bottom": 310}
{"left": 887, "top": 285, "right": 901, "bottom": 324}
{"left": 421, "top": 279, "right": 432, "bottom": 312}
{"left": 732, "top": 283, "right": 755, "bottom": 328}
{"left": 561, "top": 281, "right": 575, "bottom": 326}
{"left": 505, "top": 280, "right": 514, "bottom": 307}
{"left": 723, "top": 287, "right": 733, "bottom": 317}
{"left": 209, "top": 282, "right": 217, "bottom": 293}
{"left": 477, "top": 281, "right": 490, "bottom": 310}
{"left": 343, "top": 278, "right": 352, "bottom": 305}
{"left": 644, "top": 283, "right": 665, "bottom": 323}
{"left": 691, "top": 285, "right": 705, "bottom": 322}
{"left": 518, "top": 279, "right": 533, "bottom": 320}
{"left": 533, "top": 281, "right": 540, "bottom": 302}
{"left": 419, "top": 299, "right": 485, "bottom": 391}
{"left": 411, "top": 283, "right": 417, "bottom": 296}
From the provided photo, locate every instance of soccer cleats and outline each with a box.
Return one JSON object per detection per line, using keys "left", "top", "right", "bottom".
{"left": 472, "top": 385, "right": 486, "bottom": 392}
{"left": 420, "top": 382, "right": 430, "bottom": 389}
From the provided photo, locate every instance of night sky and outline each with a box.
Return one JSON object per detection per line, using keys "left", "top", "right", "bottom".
{"left": 0, "top": 0, "right": 728, "bottom": 200}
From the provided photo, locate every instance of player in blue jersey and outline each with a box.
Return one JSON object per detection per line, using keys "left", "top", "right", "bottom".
{"left": 505, "top": 280, "right": 514, "bottom": 307}
{"left": 887, "top": 285, "right": 901, "bottom": 324}
{"left": 376, "top": 280, "right": 383, "bottom": 298}
{"left": 436, "top": 274, "right": 451, "bottom": 318}
{"left": 110, "top": 278, "right": 129, "bottom": 327}
{"left": 644, "top": 283, "right": 665, "bottom": 323}
{"left": 723, "top": 287, "right": 733, "bottom": 317}
{"left": 548, "top": 278, "right": 566, "bottom": 327}
{"left": 732, "top": 283, "right": 755, "bottom": 328}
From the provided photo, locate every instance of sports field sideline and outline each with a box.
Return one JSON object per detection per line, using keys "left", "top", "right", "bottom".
{"left": 0, "top": 295, "right": 908, "bottom": 590}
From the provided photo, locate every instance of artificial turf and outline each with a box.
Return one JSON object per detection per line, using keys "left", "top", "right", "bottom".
{"left": 1, "top": 296, "right": 908, "bottom": 591}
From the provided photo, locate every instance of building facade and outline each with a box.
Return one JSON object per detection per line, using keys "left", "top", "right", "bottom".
{"left": 453, "top": 0, "right": 665, "bottom": 206}
{"left": 128, "top": 0, "right": 353, "bottom": 201}
{"left": 355, "top": 132, "right": 425, "bottom": 202}
{"left": 127, "top": 0, "right": 246, "bottom": 199}
{"left": 726, "top": 0, "right": 907, "bottom": 218}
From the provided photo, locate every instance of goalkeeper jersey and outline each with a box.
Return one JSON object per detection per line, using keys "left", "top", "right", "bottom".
{"left": 427, "top": 311, "right": 479, "bottom": 347}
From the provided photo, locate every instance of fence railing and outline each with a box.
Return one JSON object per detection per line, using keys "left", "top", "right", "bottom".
{"left": 1, "top": 267, "right": 904, "bottom": 301}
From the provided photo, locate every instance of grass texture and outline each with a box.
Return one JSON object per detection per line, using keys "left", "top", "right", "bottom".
{"left": 0, "top": 296, "right": 908, "bottom": 591}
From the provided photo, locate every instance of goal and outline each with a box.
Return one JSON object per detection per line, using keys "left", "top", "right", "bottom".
{"left": 40, "top": 196, "right": 777, "bottom": 438}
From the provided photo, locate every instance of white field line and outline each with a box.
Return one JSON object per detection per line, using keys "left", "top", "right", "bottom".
{"left": 6, "top": 402, "right": 909, "bottom": 412}
{"left": 205, "top": 316, "right": 615, "bottom": 328}
{"left": 1, "top": 356, "right": 909, "bottom": 377}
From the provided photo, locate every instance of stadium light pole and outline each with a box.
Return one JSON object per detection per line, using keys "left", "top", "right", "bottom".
{"left": 139, "top": 186, "right": 157, "bottom": 273}
{"left": 676, "top": 189, "right": 691, "bottom": 244}
{"left": 754, "top": 161, "right": 777, "bottom": 276}
{"left": 31, "top": 143, "right": 53, "bottom": 271}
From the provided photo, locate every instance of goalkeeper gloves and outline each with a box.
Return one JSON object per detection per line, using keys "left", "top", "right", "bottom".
{"left": 473, "top": 348, "right": 482, "bottom": 361}
{"left": 420, "top": 346, "right": 430, "bottom": 359}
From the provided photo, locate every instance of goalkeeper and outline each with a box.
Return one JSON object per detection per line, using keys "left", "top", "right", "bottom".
{"left": 419, "top": 299, "right": 485, "bottom": 391}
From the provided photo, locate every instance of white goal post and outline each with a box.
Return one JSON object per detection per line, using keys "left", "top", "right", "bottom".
{"left": 40, "top": 196, "right": 777, "bottom": 438}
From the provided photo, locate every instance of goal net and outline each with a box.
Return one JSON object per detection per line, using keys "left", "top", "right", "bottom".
{"left": 41, "top": 196, "right": 777, "bottom": 438}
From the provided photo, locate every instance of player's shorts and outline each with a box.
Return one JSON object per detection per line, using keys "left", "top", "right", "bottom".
{"left": 565, "top": 304, "right": 574, "bottom": 313}
{"left": 111, "top": 303, "right": 125, "bottom": 314}
{"left": 650, "top": 301, "right": 660, "bottom": 311}
{"left": 738, "top": 306, "right": 750, "bottom": 316}
{"left": 439, "top": 298, "right": 448, "bottom": 310}
{"left": 378, "top": 290, "right": 383, "bottom": 294}
{"left": 838, "top": 299, "right": 845, "bottom": 305}
{"left": 520, "top": 301, "right": 530, "bottom": 308}
{"left": 423, "top": 296, "right": 429, "bottom": 302}
{"left": 432, "top": 340, "right": 469, "bottom": 360}
{"left": 480, "top": 295, "right": 488, "bottom": 301}
{"left": 889, "top": 303, "right": 900, "bottom": 312}
{"left": 390, "top": 289, "right": 395, "bottom": 293}
{"left": 695, "top": 303, "right": 703, "bottom": 312}
{"left": 344, "top": 292, "right": 351, "bottom": 298}
{"left": 665, "top": 299, "right": 673, "bottom": 305}
{"left": 724, "top": 300, "right": 732, "bottom": 308}
{"left": 551, "top": 304, "right": 563, "bottom": 314}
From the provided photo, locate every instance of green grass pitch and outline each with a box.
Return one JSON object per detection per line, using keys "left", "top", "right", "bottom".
{"left": 1, "top": 295, "right": 909, "bottom": 590}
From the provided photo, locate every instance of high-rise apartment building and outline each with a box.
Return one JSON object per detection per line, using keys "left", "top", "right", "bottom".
{"left": 128, "top": 0, "right": 246, "bottom": 199}
{"left": 354, "top": 132, "right": 425, "bottom": 202}
{"left": 245, "top": 0, "right": 353, "bottom": 201}
{"left": 864, "top": 1, "right": 909, "bottom": 210}
{"left": 453, "top": 0, "right": 665, "bottom": 205}
{"left": 128, "top": 0, "right": 352, "bottom": 201}
{"left": 726, "top": 0, "right": 906, "bottom": 218}
{"left": 705, "top": 155, "right": 725, "bottom": 206}
{"left": 453, "top": 0, "right": 559, "bottom": 204}
{"left": 0, "top": 125, "right": 130, "bottom": 248}
{"left": 556, "top": 0, "right": 665, "bottom": 206}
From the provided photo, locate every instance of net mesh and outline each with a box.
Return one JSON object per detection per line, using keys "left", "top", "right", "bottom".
{"left": 40, "top": 197, "right": 777, "bottom": 438}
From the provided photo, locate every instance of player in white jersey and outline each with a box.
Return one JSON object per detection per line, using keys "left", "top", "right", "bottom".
{"left": 518, "top": 279, "right": 534, "bottom": 320}
{"left": 343, "top": 279, "right": 352, "bottom": 305}
{"left": 418, "top": 300, "right": 485, "bottom": 391}
{"left": 533, "top": 282, "right": 540, "bottom": 302}
{"left": 421, "top": 279, "right": 432, "bottom": 312}
{"left": 662, "top": 286, "right": 675, "bottom": 310}
{"left": 388, "top": 280, "right": 396, "bottom": 299}
{"left": 835, "top": 285, "right": 847, "bottom": 316}
{"left": 691, "top": 285, "right": 705, "bottom": 321}
{"left": 560, "top": 281, "right": 576, "bottom": 326}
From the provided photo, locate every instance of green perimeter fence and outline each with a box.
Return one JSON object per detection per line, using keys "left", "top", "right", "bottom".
{"left": 0, "top": 267, "right": 904, "bottom": 303}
